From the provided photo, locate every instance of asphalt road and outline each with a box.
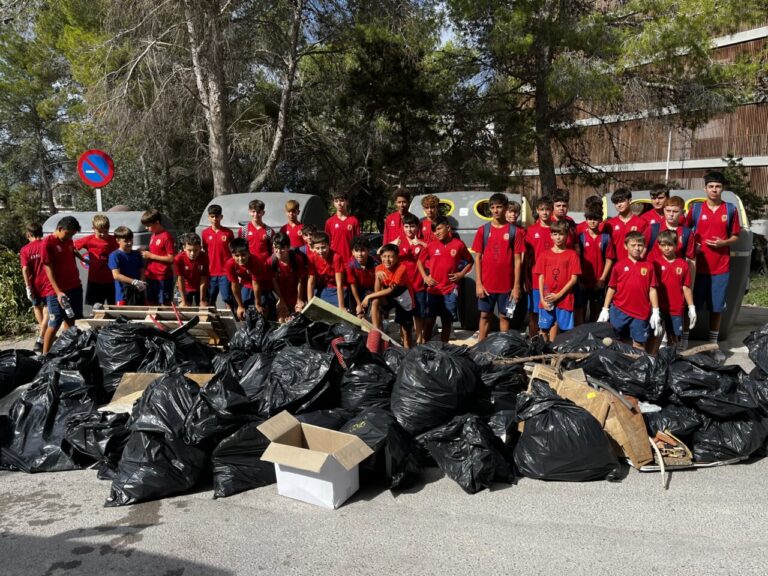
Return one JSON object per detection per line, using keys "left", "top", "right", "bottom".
{"left": 2, "top": 307, "right": 768, "bottom": 576}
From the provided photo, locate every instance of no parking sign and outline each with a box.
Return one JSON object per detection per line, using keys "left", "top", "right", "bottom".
{"left": 77, "top": 149, "right": 115, "bottom": 187}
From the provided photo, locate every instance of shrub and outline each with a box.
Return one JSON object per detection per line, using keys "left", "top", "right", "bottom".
{"left": 0, "top": 249, "right": 34, "bottom": 337}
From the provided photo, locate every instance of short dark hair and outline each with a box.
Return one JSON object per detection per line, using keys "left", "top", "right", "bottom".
{"left": 624, "top": 230, "right": 645, "bottom": 245}
{"left": 351, "top": 236, "right": 370, "bottom": 251}
{"left": 392, "top": 186, "right": 410, "bottom": 202}
{"left": 301, "top": 223, "right": 316, "bottom": 236}
{"left": 229, "top": 237, "right": 249, "bottom": 254}
{"left": 584, "top": 210, "right": 603, "bottom": 222}
{"left": 488, "top": 193, "right": 508, "bottom": 207}
{"left": 114, "top": 226, "right": 133, "bottom": 240}
{"left": 272, "top": 232, "right": 290, "bottom": 248}
{"left": 536, "top": 196, "right": 553, "bottom": 210}
{"left": 611, "top": 188, "right": 632, "bottom": 204}
{"left": 332, "top": 190, "right": 349, "bottom": 201}
{"left": 431, "top": 215, "right": 450, "bottom": 231}
{"left": 141, "top": 209, "right": 162, "bottom": 225}
{"left": 208, "top": 204, "right": 223, "bottom": 216}
{"left": 550, "top": 220, "right": 569, "bottom": 235}
{"left": 704, "top": 171, "right": 727, "bottom": 185}
{"left": 380, "top": 243, "right": 400, "bottom": 256}
{"left": 552, "top": 188, "right": 570, "bottom": 204}
{"left": 248, "top": 199, "right": 265, "bottom": 212}
{"left": 57, "top": 216, "right": 81, "bottom": 233}
{"left": 311, "top": 231, "right": 330, "bottom": 245}
{"left": 585, "top": 195, "right": 602, "bottom": 210}
{"left": 657, "top": 230, "right": 677, "bottom": 245}
{"left": 401, "top": 212, "right": 419, "bottom": 227}
{"left": 649, "top": 183, "right": 669, "bottom": 197}
{"left": 183, "top": 232, "right": 201, "bottom": 246}
{"left": 26, "top": 222, "right": 43, "bottom": 238}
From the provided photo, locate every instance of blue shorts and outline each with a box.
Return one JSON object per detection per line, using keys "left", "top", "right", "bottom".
{"left": 538, "top": 307, "right": 574, "bottom": 331}
{"left": 413, "top": 290, "right": 428, "bottom": 318}
{"left": 574, "top": 285, "right": 605, "bottom": 309}
{"left": 478, "top": 292, "right": 510, "bottom": 315}
{"left": 240, "top": 287, "right": 255, "bottom": 308}
{"left": 31, "top": 296, "right": 46, "bottom": 307}
{"left": 46, "top": 287, "right": 84, "bottom": 328}
{"left": 528, "top": 289, "right": 542, "bottom": 315}
{"left": 663, "top": 313, "right": 684, "bottom": 337}
{"left": 693, "top": 272, "right": 728, "bottom": 313}
{"left": 426, "top": 291, "right": 459, "bottom": 321}
{"left": 207, "top": 275, "right": 232, "bottom": 307}
{"left": 610, "top": 305, "right": 650, "bottom": 344}
{"left": 146, "top": 278, "right": 174, "bottom": 305}
{"left": 318, "top": 286, "right": 345, "bottom": 307}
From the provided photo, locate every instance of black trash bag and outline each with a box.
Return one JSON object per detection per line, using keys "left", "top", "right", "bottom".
{"left": 514, "top": 379, "right": 619, "bottom": 482}
{"left": 744, "top": 322, "right": 768, "bottom": 376}
{"left": 211, "top": 349, "right": 252, "bottom": 380}
{"left": 391, "top": 343, "right": 479, "bottom": 435}
{"left": 262, "top": 314, "right": 311, "bottom": 354}
{"left": 743, "top": 378, "right": 768, "bottom": 416}
{"left": 95, "top": 322, "right": 157, "bottom": 396}
{"left": 106, "top": 372, "right": 207, "bottom": 506}
{"left": 173, "top": 331, "right": 216, "bottom": 374}
{"left": 326, "top": 324, "right": 368, "bottom": 367}
{"left": 487, "top": 410, "right": 519, "bottom": 446}
{"left": 421, "top": 414, "right": 513, "bottom": 494}
{"left": 668, "top": 356, "right": 757, "bottom": 419}
{"left": 238, "top": 353, "right": 274, "bottom": 401}
{"left": 383, "top": 347, "right": 407, "bottom": 373}
{"left": 137, "top": 336, "right": 178, "bottom": 374}
{"left": 474, "top": 364, "right": 526, "bottom": 415}
{"left": 644, "top": 405, "right": 704, "bottom": 440}
{"left": 48, "top": 326, "right": 97, "bottom": 360}
{"left": 469, "top": 332, "right": 531, "bottom": 367}
{"left": 0, "top": 370, "right": 97, "bottom": 473}
{"left": 340, "top": 357, "right": 395, "bottom": 414}
{"left": 550, "top": 322, "right": 617, "bottom": 353}
{"left": 65, "top": 411, "right": 131, "bottom": 479}
{"left": 228, "top": 308, "right": 271, "bottom": 353}
{"left": 340, "top": 408, "right": 421, "bottom": 489}
{"left": 296, "top": 408, "right": 352, "bottom": 430}
{"left": 257, "top": 346, "right": 338, "bottom": 418}
{"left": 576, "top": 347, "right": 673, "bottom": 403}
{"left": 0, "top": 350, "right": 43, "bottom": 399}
{"left": 693, "top": 415, "right": 768, "bottom": 462}
{"left": 212, "top": 421, "right": 275, "bottom": 498}
{"left": 44, "top": 327, "right": 103, "bottom": 397}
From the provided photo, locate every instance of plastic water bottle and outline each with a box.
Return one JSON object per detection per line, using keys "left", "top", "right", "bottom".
{"left": 60, "top": 295, "right": 75, "bottom": 319}
{"left": 505, "top": 299, "right": 517, "bottom": 318}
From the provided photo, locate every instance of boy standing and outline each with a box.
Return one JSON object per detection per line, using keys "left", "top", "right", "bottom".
{"left": 644, "top": 196, "right": 696, "bottom": 263}
{"left": 269, "top": 233, "right": 309, "bottom": 321}
{"left": 575, "top": 195, "right": 605, "bottom": 234}
{"left": 605, "top": 188, "right": 648, "bottom": 262}
{"left": 280, "top": 199, "right": 305, "bottom": 249}
{"left": 109, "top": 226, "right": 146, "bottom": 307}
{"left": 575, "top": 210, "right": 615, "bottom": 325}
{"left": 684, "top": 171, "right": 741, "bottom": 348}
{"left": 417, "top": 215, "right": 473, "bottom": 343}
{"left": 307, "top": 231, "right": 346, "bottom": 309}
{"left": 383, "top": 187, "right": 411, "bottom": 244}
{"left": 471, "top": 193, "right": 523, "bottom": 341}
{"left": 550, "top": 188, "right": 577, "bottom": 246}
{"left": 419, "top": 194, "right": 440, "bottom": 243}
{"left": 347, "top": 236, "right": 377, "bottom": 317}
{"left": 325, "top": 191, "right": 360, "bottom": 262}
{"left": 525, "top": 196, "right": 555, "bottom": 336}
{"left": 398, "top": 212, "right": 428, "bottom": 344}
{"left": 19, "top": 222, "right": 49, "bottom": 352}
{"left": 202, "top": 204, "right": 234, "bottom": 307}
{"left": 174, "top": 233, "right": 209, "bottom": 306}
{"left": 642, "top": 183, "right": 670, "bottom": 227}
{"left": 298, "top": 224, "right": 316, "bottom": 256}
{"left": 140, "top": 209, "right": 175, "bottom": 305}
{"left": 598, "top": 231, "right": 662, "bottom": 350}
{"left": 225, "top": 238, "right": 265, "bottom": 320}
{"left": 534, "top": 221, "right": 581, "bottom": 341}
{"left": 74, "top": 214, "right": 119, "bottom": 306}
{"left": 241, "top": 199, "right": 275, "bottom": 262}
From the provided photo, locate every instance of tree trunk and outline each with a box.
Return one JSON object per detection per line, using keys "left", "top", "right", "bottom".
{"left": 533, "top": 42, "right": 557, "bottom": 196}
{"left": 249, "top": 0, "right": 305, "bottom": 192}
{"left": 35, "top": 125, "right": 56, "bottom": 213}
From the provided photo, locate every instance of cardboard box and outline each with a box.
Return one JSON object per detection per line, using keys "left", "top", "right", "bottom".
{"left": 257, "top": 411, "right": 374, "bottom": 509}
{"left": 100, "top": 372, "right": 215, "bottom": 413}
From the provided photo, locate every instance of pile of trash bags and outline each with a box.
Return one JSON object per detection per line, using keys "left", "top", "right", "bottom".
{"left": 1, "top": 316, "right": 768, "bottom": 508}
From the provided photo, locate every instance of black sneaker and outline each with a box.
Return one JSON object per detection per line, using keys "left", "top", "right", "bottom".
{"left": 33, "top": 340, "right": 43, "bottom": 353}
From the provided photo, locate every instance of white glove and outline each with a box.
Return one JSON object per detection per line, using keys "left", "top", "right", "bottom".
{"left": 25, "top": 286, "right": 35, "bottom": 303}
{"left": 132, "top": 279, "right": 147, "bottom": 292}
{"left": 688, "top": 305, "right": 697, "bottom": 330}
{"left": 650, "top": 308, "right": 662, "bottom": 337}
{"left": 597, "top": 308, "right": 610, "bottom": 323}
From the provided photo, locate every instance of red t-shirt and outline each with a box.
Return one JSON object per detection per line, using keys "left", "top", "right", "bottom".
{"left": 145, "top": 230, "right": 175, "bottom": 280}
{"left": 202, "top": 226, "right": 234, "bottom": 276}
{"left": 346, "top": 257, "right": 377, "bottom": 291}
{"left": 423, "top": 236, "right": 472, "bottom": 295}
{"left": 225, "top": 256, "right": 263, "bottom": 289}
{"left": 609, "top": 258, "right": 657, "bottom": 320}
{"left": 376, "top": 262, "right": 414, "bottom": 302}
{"left": 20, "top": 239, "right": 51, "bottom": 297}
{"left": 324, "top": 214, "right": 360, "bottom": 262}
{"left": 684, "top": 201, "right": 741, "bottom": 276}
{"left": 578, "top": 230, "right": 615, "bottom": 289}
{"left": 383, "top": 212, "right": 409, "bottom": 245}
{"left": 420, "top": 218, "right": 436, "bottom": 243}
{"left": 644, "top": 222, "right": 696, "bottom": 262}
{"left": 174, "top": 251, "right": 209, "bottom": 293}
{"left": 575, "top": 221, "right": 605, "bottom": 235}
{"left": 641, "top": 209, "right": 665, "bottom": 227}
{"left": 41, "top": 234, "right": 81, "bottom": 295}
{"left": 309, "top": 250, "right": 346, "bottom": 289}
{"left": 606, "top": 215, "right": 648, "bottom": 262}
{"left": 279, "top": 222, "right": 305, "bottom": 249}
{"left": 399, "top": 239, "right": 428, "bottom": 291}
{"left": 653, "top": 257, "right": 691, "bottom": 316}
{"left": 243, "top": 222, "right": 274, "bottom": 262}
{"left": 471, "top": 223, "right": 524, "bottom": 294}
{"left": 532, "top": 249, "right": 581, "bottom": 311}
{"left": 525, "top": 221, "right": 554, "bottom": 292}
{"left": 269, "top": 252, "right": 309, "bottom": 308}
{"left": 74, "top": 234, "right": 119, "bottom": 283}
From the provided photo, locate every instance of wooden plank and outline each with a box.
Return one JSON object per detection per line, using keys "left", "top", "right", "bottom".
{"left": 302, "top": 297, "right": 399, "bottom": 345}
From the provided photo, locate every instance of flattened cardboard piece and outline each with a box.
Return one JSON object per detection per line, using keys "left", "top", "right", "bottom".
{"left": 529, "top": 364, "right": 610, "bottom": 425}
{"left": 100, "top": 372, "right": 214, "bottom": 413}
{"left": 605, "top": 395, "right": 654, "bottom": 468}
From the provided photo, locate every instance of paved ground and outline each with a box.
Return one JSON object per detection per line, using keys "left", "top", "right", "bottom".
{"left": 2, "top": 307, "right": 768, "bottom": 575}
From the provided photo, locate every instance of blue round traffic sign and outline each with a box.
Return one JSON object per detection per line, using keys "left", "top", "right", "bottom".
{"left": 77, "top": 149, "right": 115, "bottom": 187}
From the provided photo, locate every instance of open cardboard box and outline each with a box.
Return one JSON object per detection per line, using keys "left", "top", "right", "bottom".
{"left": 257, "top": 411, "right": 374, "bottom": 509}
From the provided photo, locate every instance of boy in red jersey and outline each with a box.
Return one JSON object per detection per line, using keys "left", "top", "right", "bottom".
{"left": 347, "top": 236, "right": 377, "bottom": 317}
{"left": 648, "top": 230, "right": 696, "bottom": 352}
{"left": 575, "top": 196, "right": 605, "bottom": 234}
{"left": 644, "top": 196, "right": 696, "bottom": 263}
{"left": 534, "top": 221, "right": 581, "bottom": 341}
{"left": 383, "top": 187, "right": 411, "bottom": 245}
{"left": 325, "top": 190, "right": 360, "bottom": 262}
{"left": 268, "top": 233, "right": 309, "bottom": 321}
{"left": 140, "top": 209, "right": 175, "bottom": 305}
{"left": 74, "top": 214, "right": 119, "bottom": 306}
{"left": 417, "top": 216, "right": 473, "bottom": 343}
{"left": 174, "top": 233, "right": 209, "bottom": 307}
{"left": 598, "top": 231, "right": 661, "bottom": 350}
{"left": 575, "top": 210, "right": 615, "bottom": 325}
{"left": 241, "top": 199, "right": 275, "bottom": 262}
{"left": 202, "top": 204, "right": 234, "bottom": 308}
{"left": 225, "top": 238, "right": 265, "bottom": 320}
{"left": 472, "top": 192, "right": 523, "bottom": 341}
{"left": 550, "top": 188, "right": 577, "bottom": 246}
{"left": 19, "top": 222, "right": 49, "bottom": 352}
{"left": 279, "top": 199, "right": 305, "bottom": 249}
{"left": 684, "top": 171, "right": 741, "bottom": 351}
{"left": 525, "top": 196, "right": 554, "bottom": 336}
{"left": 398, "top": 212, "right": 428, "bottom": 343}
{"left": 605, "top": 188, "right": 648, "bottom": 262}
{"left": 307, "top": 231, "right": 346, "bottom": 309}
{"left": 642, "top": 183, "right": 670, "bottom": 227}
{"left": 419, "top": 194, "right": 440, "bottom": 243}
{"left": 298, "top": 224, "right": 316, "bottom": 256}
{"left": 41, "top": 216, "right": 83, "bottom": 354}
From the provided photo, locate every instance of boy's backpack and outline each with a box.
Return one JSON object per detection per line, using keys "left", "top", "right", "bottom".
{"left": 578, "top": 231, "right": 610, "bottom": 258}
{"left": 689, "top": 201, "right": 737, "bottom": 237}
{"left": 647, "top": 223, "right": 692, "bottom": 254}
{"left": 480, "top": 222, "right": 517, "bottom": 252}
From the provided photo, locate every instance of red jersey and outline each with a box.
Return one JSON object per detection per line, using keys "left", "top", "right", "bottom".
{"left": 225, "top": 256, "right": 263, "bottom": 290}
{"left": 375, "top": 262, "right": 414, "bottom": 302}
{"left": 202, "top": 226, "right": 234, "bottom": 276}
{"left": 653, "top": 257, "right": 690, "bottom": 316}
{"left": 346, "top": 256, "right": 377, "bottom": 291}
{"left": 420, "top": 218, "right": 436, "bottom": 243}
{"left": 641, "top": 209, "right": 665, "bottom": 227}
{"left": 279, "top": 222, "right": 305, "bottom": 249}
{"left": 324, "top": 214, "right": 360, "bottom": 262}
{"left": 41, "top": 234, "right": 81, "bottom": 295}
{"left": 309, "top": 250, "right": 346, "bottom": 289}
{"left": 383, "top": 212, "right": 408, "bottom": 244}
{"left": 145, "top": 230, "right": 175, "bottom": 280}
{"left": 644, "top": 222, "right": 696, "bottom": 262}
{"left": 242, "top": 222, "right": 274, "bottom": 262}
{"left": 74, "top": 234, "right": 119, "bottom": 283}
{"left": 423, "top": 236, "right": 472, "bottom": 296}
{"left": 399, "top": 239, "right": 427, "bottom": 291}
{"left": 609, "top": 258, "right": 657, "bottom": 320}
{"left": 269, "top": 251, "right": 309, "bottom": 308}
{"left": 20, "top": 239, "right": 51, "bottom": 297}
{"left": 532, "top": 249, "right": 581, "bottom": 311}
{"left": 471, "top": 223, "right": 524, "bottom": 294}
{"left": 606, "top": 215, "right": 648, "bottom": 262}
{"left": 525, "top": 221, "right": 554, "bottom": 293}
{"left": 684, "top": 201, "right": 741, "bottom": 276}
{"left": 578, "top": 230, "right": 615, "bottom": 289}
{"left": 174, "top": 251, "right": 209, "bottom": 293}
{"left": 575, "top": 221, "right": 605, "bottom": 235}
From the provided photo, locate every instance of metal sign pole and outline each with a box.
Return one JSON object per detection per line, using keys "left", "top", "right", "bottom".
{"left": 96, "top": 187, "right": 103, "bottom": 212}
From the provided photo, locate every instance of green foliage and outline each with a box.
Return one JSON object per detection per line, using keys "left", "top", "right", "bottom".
{"left": 744, "top": 275, "right": 768, "bottom": 308}
{"left": 723, "top": 154, "right": 764, "bottom": 221}
{"left": 0, "top": 250, "right": 34, "bottom": 337}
